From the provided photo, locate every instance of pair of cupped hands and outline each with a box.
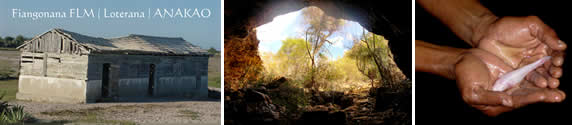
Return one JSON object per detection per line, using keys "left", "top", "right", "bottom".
{"left": 456, "top": 16, "right": 566, "bottom": 116}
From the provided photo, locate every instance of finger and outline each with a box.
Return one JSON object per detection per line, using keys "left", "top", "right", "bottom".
{"left": 463, "top": 88, "right": 513, "bottom": 107}
{"left": 525, "top": 71, "right": 547, "bottom": 88}
{"left": 552, "top": 51, "right": 565, "bottom": 66}
{"left": 558, "top": 90, "right": 567, "bottom": 101}
{"left": 549, "top": 66, "right": 562, "bottom": 78}
{"left": 528, "top": 16, "right": 566, "bottom": 50}
{"left": 529, "top": 67, "right": 560, "bottom": 88}
{"left": 535, "top": 67, "right": 547, "bottom": 74}
{"left": 547, "top": 77, "right": 560, "bottom": 89}
{"left": 512, "top": 88, "right": 566, "bottom": 107}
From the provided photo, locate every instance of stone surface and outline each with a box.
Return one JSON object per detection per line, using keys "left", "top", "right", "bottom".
{"left": 224, "top": 88, "right": 281, "bottom": 124}
{"left": 225, "top": 80, "right": 412, "bottom": 124}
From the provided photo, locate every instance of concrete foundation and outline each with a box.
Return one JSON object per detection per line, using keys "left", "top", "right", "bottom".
{"left": 17, "top": 75, "right": 87, "bottom": 104}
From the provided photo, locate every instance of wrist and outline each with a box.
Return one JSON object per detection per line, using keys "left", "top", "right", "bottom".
{"left": 470, "top": 14, "right": 498, "bottom": 47}
{"left": 416, "top": 41, "right": 467, "bottom": 79}
{"left": 448, "top": 48, "right": 468, "bottom": 79}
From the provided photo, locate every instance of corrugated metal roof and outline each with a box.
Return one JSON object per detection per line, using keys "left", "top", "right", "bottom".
{"left": 54, "top": 28, "right": 209, "bottom": 55}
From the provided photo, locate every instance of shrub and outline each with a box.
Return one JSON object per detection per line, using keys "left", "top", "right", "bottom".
{"left": 0, "top": 92, "right": 30, "bottom": 123}
{"left": 0, "top": 93, "right": 8, "bottom": 113}
{"left": 267, "top": 80, "right": 310, "bottom": 113}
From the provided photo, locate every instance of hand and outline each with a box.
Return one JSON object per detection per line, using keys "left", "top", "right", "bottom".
{"left": 475, "top": 16, "right": 566, "bottom": 88}
{"left": 455, "top": 49, "right": 565, "bottom": 116}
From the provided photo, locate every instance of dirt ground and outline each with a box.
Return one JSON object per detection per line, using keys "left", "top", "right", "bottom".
{"left": 8, "top": 91, "right": 221, "bottom": 124}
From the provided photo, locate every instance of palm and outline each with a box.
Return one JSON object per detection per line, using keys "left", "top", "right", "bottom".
{"left": 476, "top": 16, "right": 565, "bottom": 88}
{"left": 455, "top": 49, "right": 565, "bottom": 116}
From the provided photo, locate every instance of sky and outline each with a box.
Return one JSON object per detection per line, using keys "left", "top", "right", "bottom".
{"left": 256, "top": 8, "right": 366, "bottom": 60}
{"left": 0, "top": 0, "right": 221, "bottom": 50}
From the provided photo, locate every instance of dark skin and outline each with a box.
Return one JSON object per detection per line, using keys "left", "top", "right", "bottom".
{"left": 417, "top": 0, "right": 566, "bottom": 87}
{"left": 475, "top": 16, "right": 566, "bottom": 88}
{"left": 416, "top": 40, "right": 566, "bottom": 116}
{"left": 417, "top": 0, "right": 566, "bottom": 116}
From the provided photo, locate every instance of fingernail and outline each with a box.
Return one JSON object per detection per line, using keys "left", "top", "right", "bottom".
{"left": 559, "top": 40, "right": 566, "bottom": 45}
{"left": 502, "top": 99, "right": 513, "bottom": 107}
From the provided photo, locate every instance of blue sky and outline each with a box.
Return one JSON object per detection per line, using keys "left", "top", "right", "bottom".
{"left": 0, "top": 0, "right": 220, "bottom": 50}
{"left": 256, "top": 8, "right": 366, "bottom": 60}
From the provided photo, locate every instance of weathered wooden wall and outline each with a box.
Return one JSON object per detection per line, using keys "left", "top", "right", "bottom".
{"left": 19, "top": 31, "right": 86, "bottom": 55}
{"left": 17, "top": 52, "right": 89, "bottom": 103}
{"left": 20, "top": 52, "right": 89, "bottom": 79}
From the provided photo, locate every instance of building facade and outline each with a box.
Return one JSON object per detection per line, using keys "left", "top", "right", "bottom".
{"left": 16, "top": 29, "right": 210, "bottom": 103}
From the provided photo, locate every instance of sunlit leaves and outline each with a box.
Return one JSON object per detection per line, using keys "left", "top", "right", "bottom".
{"left": 347, "top": 30, "right": 406, "bottom": 87}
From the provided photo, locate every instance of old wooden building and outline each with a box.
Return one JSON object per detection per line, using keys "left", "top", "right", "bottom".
{"left": 16, "top": 29, "right": 211, "bottom": 103}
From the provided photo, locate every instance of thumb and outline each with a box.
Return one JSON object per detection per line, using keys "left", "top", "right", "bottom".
{"left": 528, "top": 16, "right": 566, "bottom": 50}
{"left": 511, "top": 88, "right": 566, "bottom": 107}
{"left": 462, "top": 87, "right": 514, "bottom": 107}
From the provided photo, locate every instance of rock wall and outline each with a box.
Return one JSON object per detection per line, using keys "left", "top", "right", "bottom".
{"left": 224, "top": 28, "right": 263, "bottom": 91}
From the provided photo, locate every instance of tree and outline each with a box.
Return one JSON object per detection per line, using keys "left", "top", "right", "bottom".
{"left": 207, "top": 47, "right": 219, "bottom": 54}
{"left": 302, "top": 6, "right": 345, "bottom": 90}
{"left": 348, "top": 29, "right": 405, "bottom": 88}
{"left": 262, "top": 38, "right": 311, "bottom": 83}
{"left": 14, "top": 35, "right": 25, "bottom": 47}
{"left": 4, "top": 36, "right": 14, "bottom": 48}
{"left": 0, "top": 37, "right": 4, "bottom": 47}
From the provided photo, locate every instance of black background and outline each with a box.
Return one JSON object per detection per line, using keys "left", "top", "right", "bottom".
{"left": 416, "top": 0, "right": 572, "bottom": 124}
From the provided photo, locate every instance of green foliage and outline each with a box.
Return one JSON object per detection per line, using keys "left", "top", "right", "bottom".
{"left": 1, "top": 105, "right": 29, "bottom": 123}
{"left": 347, "top": 30, "right": 406, "bottom": 87}
{"left": 207, "top": 47, "right": 219, "bottom": 55}
{"left": 331, "top": 55, "right": 369, "bottom": 82}
{"left": 267, "top": 80, "right": 310, "bottom": 113}
{"left": 3, "top": 37, "right": 13, "bottom": 43}
{"left": 262, "top": 38, "right": 311, "bottom": 81}
{"left": 0, "top": 35, "right": 29, "bottom": 48}
{"left": 301, "top": 6, "right": 345, "bottom": 90}
{"left": 0, "top": 92, "right": 30, "bottom": 123}
{"left": 261, "top": 38, "right": 369, "bottom": 92}
{"left": 0, "top": 37, "right": 4, "bottom": 47}
{"left": 0, "top": 93, "right": 8, "bottom": 113}
{"left": 258, "top": 6, "right": 404, "bottom": 92}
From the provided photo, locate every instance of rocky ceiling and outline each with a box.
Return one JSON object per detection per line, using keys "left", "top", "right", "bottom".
{"left": 224, "top": 0, "right": 411, "bottom": 87}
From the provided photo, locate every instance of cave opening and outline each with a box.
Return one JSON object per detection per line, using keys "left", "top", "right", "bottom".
{"left": 255, "top": 6, "right": 406, "bottom": 93}
{"left": 224, "top": 2, "right": 411, "bottom": 123}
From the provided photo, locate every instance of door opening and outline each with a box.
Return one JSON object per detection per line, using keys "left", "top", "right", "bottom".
{"left": 102, "top": 63, "right": 110, "bottom": 97}
{"left": 148, "top": 64, "right": 156, "bottom": 96}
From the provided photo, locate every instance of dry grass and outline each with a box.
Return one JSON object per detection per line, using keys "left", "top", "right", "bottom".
{"left": 208, "top": 55, "right": 221, "bottom": 88}
{"left": 0, "top": 50, "right": 20, "bottom": 79}
{"left": 0, "top": 80, "right": 18, "bottom": 101}
{"left": 39, "top": 105, "right": 143, "bottom": 125}
{"left": 177, "top": 109, "right": 201, "bottom": 120}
